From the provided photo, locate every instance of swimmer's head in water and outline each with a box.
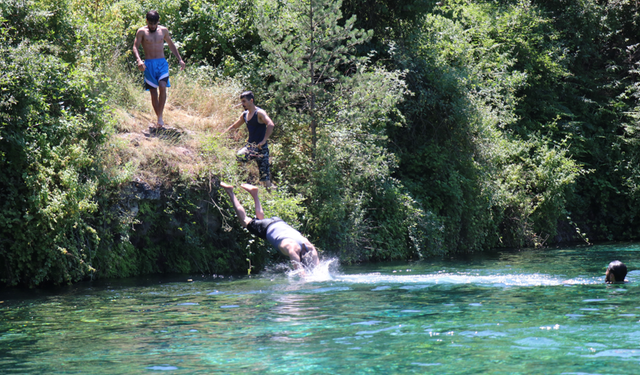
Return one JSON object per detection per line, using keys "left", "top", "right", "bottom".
{"left": 605, "top": 260, "right": 627, "bottom": 283}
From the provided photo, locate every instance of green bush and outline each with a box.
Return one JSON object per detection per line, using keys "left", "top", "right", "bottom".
{"left": 308, "top": 129, "right": 445, "bottom": 261}
{"left": 0, "top": 28, "right": 107, "bottom": 285}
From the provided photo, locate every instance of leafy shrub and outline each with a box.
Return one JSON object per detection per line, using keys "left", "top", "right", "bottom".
{"left": 389, "top": 1, "right": 584, "bottom": 252}
{"left": 0, "top": 28, "right": 107, "bottom": 285}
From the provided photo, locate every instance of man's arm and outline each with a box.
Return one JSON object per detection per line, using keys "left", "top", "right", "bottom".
{"left": 164, "top": 29, "right": 185, "bottom": 70}
{"left": 257, "top": 110, "right": 275, "bottom": 148}
{"left": 132, "top": 29, "right": 146, "bottom": 72}
{"left": 220, "top": 115, "right": 245, "bottom": 136}
{"left": 279, "top": 243, "right": 305, "bottom": 274}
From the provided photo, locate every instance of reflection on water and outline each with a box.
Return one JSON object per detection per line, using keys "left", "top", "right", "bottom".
{"left": 1, "top": 244, "right": 640, "bottom": 374}
{"left": 271, "top": 293, "right": 318, "bottom": 323}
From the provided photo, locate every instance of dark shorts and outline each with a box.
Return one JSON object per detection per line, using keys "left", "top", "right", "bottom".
{"left": 246, "top": 217, "right": 283, "bottom": 240}
{"left": 236, "top": 142, "right": 270, "bottom": 182}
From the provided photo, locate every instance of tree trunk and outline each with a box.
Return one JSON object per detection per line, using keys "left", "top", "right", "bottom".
{"left": 309, "top": 0, "right": 317, "bottom": 160}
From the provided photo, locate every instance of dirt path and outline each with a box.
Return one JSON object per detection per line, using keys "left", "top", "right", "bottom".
{"left": 107, "top": 97, "right": 252, "bottom": 188}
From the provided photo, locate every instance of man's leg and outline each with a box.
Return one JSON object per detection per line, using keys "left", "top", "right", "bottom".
{"left": 240, "top": 184, "right": 264, "bottom": 220}
{"left": 256, "top": 144, "right": 271, "bottom": 188}
{"left": 149, "top": 87, "right": 160, "bottom": 126}
{"left": 236, "top": 144, "right": 252, "bottom": 162}
{"left": 156, "top": 81, "right": 167, "bottom": 126}
{"left": 220, "top": 182, "right": 252, "bottom": 227}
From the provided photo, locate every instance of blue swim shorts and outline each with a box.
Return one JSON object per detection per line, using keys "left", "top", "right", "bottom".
{"left": 144, "top": 58, "right": 170, "bottom": 90}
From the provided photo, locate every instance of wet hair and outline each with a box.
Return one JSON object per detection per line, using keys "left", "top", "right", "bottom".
{"left": 240, "top": 91, "right": 254, "bottom": 102}
{"left": 300, "top": 243, "right": 319, "bottom": 269}
{"left": 607, "top": 260, "right": 627, "bottom": 283}
{"left": 146, "top": 11, "right": 160, "bottom": 23}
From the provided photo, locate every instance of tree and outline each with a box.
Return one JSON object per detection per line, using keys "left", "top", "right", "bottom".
{"left": 256, "top": 0, "right": 430, "bottom": 260}
{"left": 258, "top": 0, "right": 376, "bottom": 156}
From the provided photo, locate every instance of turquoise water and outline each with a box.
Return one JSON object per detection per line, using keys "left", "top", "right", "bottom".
{"left": 2, "top": 243, "right": 640, "bottom": 374}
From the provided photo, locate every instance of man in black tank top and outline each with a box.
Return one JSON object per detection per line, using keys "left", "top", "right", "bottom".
{"left": 220, "top": 91, "right": 275, "bottom": 187}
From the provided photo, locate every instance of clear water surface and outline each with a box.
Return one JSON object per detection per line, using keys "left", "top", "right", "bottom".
{"left": 2, "top": 243, "right": 640, "bottom": 374}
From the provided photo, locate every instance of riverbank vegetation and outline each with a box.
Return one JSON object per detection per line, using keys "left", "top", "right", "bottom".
{"left": 2, "top": 0, "right": 640, "bottom": 286}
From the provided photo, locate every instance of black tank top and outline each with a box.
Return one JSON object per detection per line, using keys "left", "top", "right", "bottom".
{"left": 244, "top": 107, "right": 266, "bottom": 144}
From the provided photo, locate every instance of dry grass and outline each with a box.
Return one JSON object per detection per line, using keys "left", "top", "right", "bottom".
{"left": 101, "top": 70, "right": 249, "bottom": 189}
{"left": 168, "top": 75, "right": 242, "bottom": 133}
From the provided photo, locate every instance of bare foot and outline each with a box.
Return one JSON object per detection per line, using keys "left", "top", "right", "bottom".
{"left": 240, "top": 183, "right": 259, "bottom": 194}
{"left": 220, "top": 182, "right": 234, "bottom": 192}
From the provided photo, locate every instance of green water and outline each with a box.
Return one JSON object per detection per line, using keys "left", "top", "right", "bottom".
{"left": 2, "top": 244, "right": 640, "bottom": 374}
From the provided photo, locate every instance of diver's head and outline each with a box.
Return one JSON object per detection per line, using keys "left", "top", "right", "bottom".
{"left": 605, "top": 260, "right": 627, "bottom": 283}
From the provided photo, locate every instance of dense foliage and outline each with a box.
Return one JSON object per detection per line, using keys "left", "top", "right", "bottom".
{"left": 2, "top": 0, "right": 640, "bottom": 286}
{"left": 0, "top": 1, "right": 105, "bottom": 285}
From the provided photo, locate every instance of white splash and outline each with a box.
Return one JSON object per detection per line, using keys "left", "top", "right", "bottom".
{"left": 332, "top": 272, "right": 600, "bottom": 287}
{"left": 287, "top": 258, "right": 338, "bottom": 282}
{"left": 303, "top": 258, "right": 338, "bottom": 282}
{"left": 274, "top": 258, "right": 602, "bottom": 287}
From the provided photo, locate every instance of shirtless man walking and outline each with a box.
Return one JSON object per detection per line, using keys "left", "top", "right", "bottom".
{"left": 220, "top": 182, "right": 319, "bottom": 272}
{"left": 132, "top": 10, "right": 185, "bottom": 129}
